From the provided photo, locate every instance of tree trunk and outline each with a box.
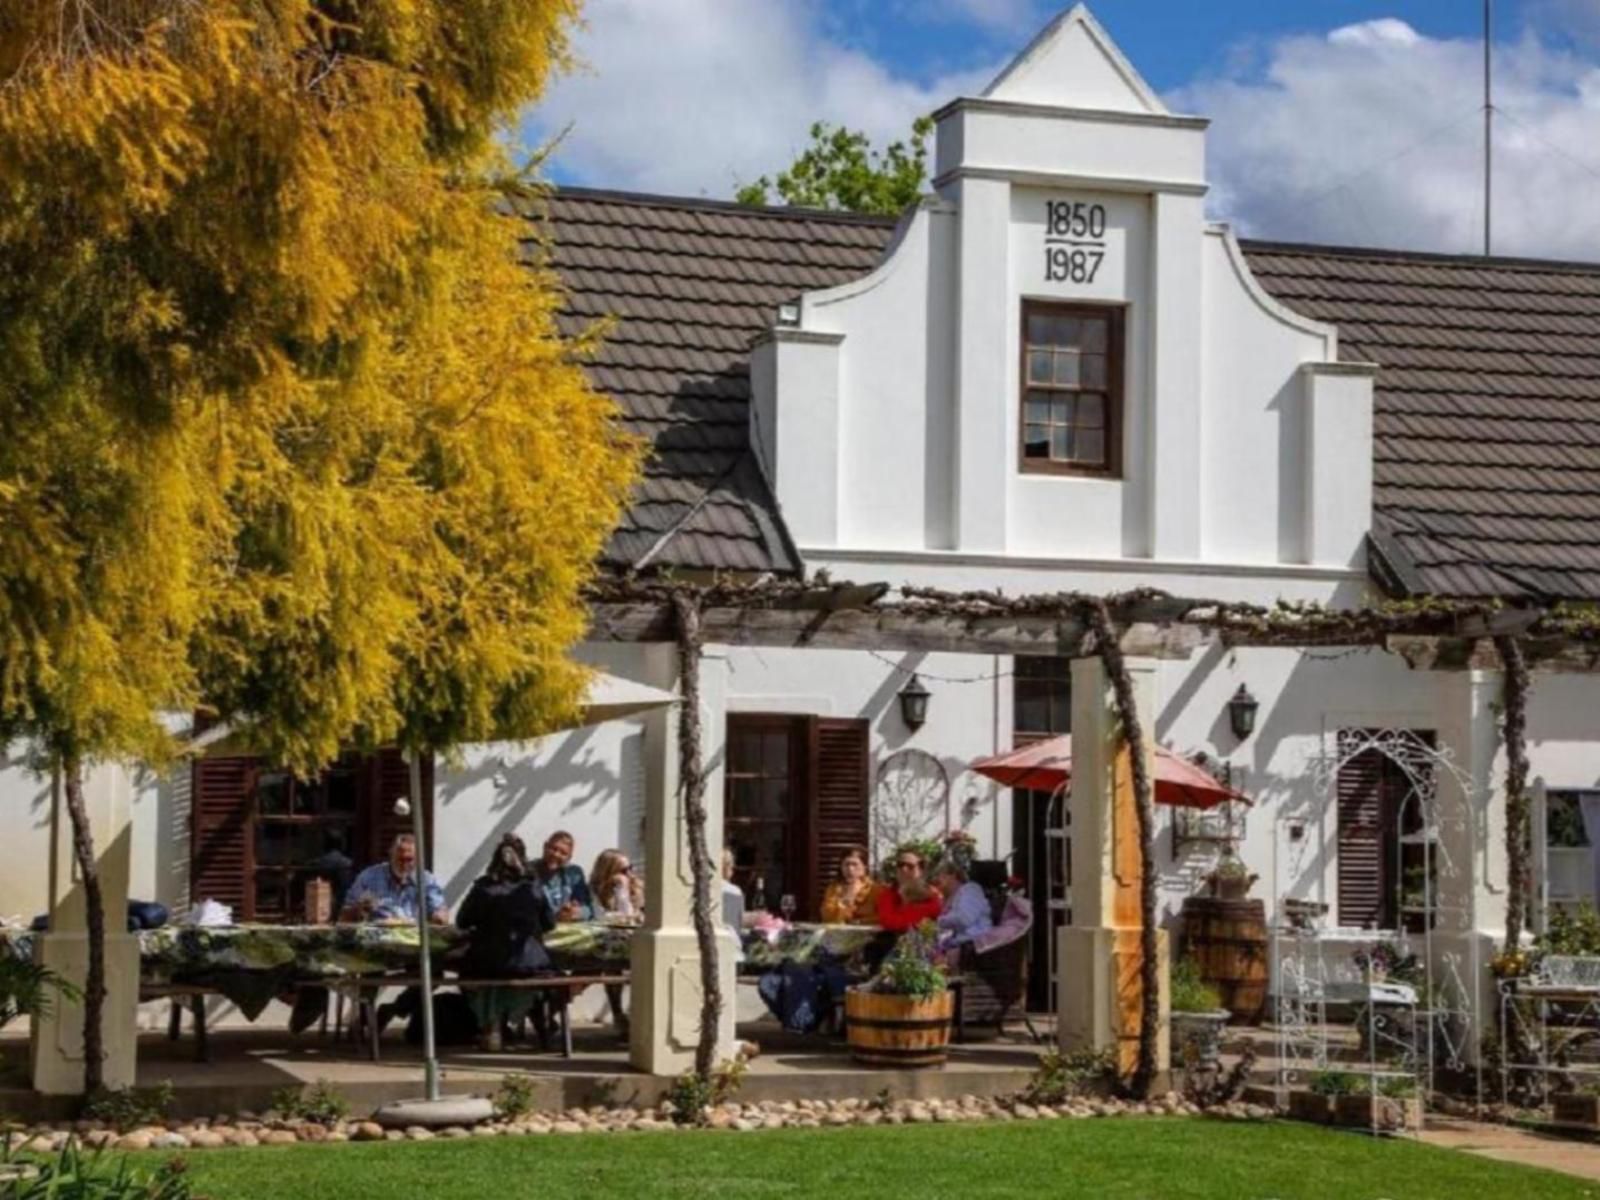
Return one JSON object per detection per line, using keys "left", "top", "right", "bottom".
{"left": 1087, "top": 601, "right": 1160, "bottom": 1099}
{"left": 672, "top": 592, "right": 722, "bottom": 1079}
{"left": 61, "top": 754, "right": 107, "bottom": 1094}
{"left": 1496, "top": 635, "right": 1531, "bottom": 953}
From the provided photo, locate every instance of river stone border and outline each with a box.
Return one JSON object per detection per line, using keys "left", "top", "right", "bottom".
{"left": 1, "top": 1093, "right": 1273, "bottom": 1150}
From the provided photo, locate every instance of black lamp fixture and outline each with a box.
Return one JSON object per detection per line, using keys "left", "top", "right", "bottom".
{"left": 898, "top": 674, "right": 931, "bottom": 731}
{"left": 1227, "top": 684, "right": 1260, "bottom": 741}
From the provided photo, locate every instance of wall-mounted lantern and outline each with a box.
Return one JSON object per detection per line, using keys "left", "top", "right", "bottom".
{"left": 1227, "top": 684, "right": 1260, "bottom": 741}
{"left": 898, "top": 674, "right": 931, "bottom": 731}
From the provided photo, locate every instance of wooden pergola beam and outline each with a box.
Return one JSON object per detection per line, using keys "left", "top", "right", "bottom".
{"left": 585, "top": 603, "right": 1204, "bottom": 659}
{"left": 585, "top": 579, "right": 1600, "bottom": 672}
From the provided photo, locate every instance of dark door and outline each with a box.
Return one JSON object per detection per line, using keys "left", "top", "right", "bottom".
{"left": 724, "top": 715, "right": 806, "bottom": 915}
{"left": 724, "top": 714, "right": 870, "bottom": 920}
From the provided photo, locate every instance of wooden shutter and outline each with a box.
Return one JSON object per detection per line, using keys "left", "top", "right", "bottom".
{"left": 364, "top": 748, "right": 435, "bottom": 867}
{"left": 805, "top": 717, "right": 870, "bottom": 920}
{"left": 1331, "top": 742, "right": 1395, "bottom": 928}
{"left": 190, "top": 754, "right": 259, "bottom": 919}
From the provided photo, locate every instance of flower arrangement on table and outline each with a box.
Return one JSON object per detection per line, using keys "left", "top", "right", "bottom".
{"left": 750, "top": 910, "right": 790, "bottom": 942}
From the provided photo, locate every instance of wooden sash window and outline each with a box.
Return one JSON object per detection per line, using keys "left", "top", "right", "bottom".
{"left": 1019, "top": 301, "right": 1123, "bottom": 477}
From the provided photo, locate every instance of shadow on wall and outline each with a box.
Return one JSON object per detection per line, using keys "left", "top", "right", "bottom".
{"left": 139, "top": 762, "right": 193, "bottom": 914}
{"left": 434, "top": 724, "right": 634, "bottom": 905}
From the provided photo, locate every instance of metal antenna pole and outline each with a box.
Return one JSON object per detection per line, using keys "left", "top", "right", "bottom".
{"left": 1484, "top": 0, "right": 1493, "bottom": 256}
{"left": 408, "top": 746, "right": 440, "bottom": 1101}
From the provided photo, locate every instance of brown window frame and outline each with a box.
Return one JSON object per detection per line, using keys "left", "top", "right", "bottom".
{"left": 1017, "top": 300, "right": 1125, "bottom": 479}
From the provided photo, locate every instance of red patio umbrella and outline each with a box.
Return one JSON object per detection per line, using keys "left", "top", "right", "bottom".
{"left": 971, "top": 735, "right": 1249, "bottom": 810}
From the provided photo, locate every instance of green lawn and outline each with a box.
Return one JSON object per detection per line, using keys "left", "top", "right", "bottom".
{"left": 159, "top": 1118, "right": 1597, "bottom": 1200}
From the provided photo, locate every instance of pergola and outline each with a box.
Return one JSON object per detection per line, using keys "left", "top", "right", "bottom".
{"left": 27, "top": 573, "right": 1584, "bottom": 1098}
{"left": 583, "top": 573, "right": 1579, "bottom": 1094}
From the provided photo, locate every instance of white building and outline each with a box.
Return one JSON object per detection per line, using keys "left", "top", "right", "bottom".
{"left": 7, "top": 4, "right": 1600, "bottom": 1027}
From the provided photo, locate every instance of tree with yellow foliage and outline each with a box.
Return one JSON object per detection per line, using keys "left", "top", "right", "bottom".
{"left": 0, "top": 1, "right": 636, "bottom": 1092}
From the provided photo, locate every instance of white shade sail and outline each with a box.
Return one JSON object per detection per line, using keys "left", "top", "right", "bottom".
{"left": 577, "top": 669, "right": 678, "bottom": 727}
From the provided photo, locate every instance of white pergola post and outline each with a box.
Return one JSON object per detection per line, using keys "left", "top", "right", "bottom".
{"left": 629, "top": 643, "right": 738, "bottom": 1074}
{"left": 31, "top": 762, "right": 141, "bottom": 1094}
{"left": 1433, "top": 665, "right": 1504, "bottom": 1051}
{"left": 1058, "top": 655, "right": 1169, "bottom": 1077}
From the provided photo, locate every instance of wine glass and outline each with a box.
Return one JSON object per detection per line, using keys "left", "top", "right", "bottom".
{"left": 779, "top": 894, "right": 797, "bottom": 923}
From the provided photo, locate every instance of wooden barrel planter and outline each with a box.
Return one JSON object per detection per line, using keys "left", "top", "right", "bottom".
{"left": 1181, "top": 897, "right": 1268, "bottom": 1025}
{"left": 844, "top": 987, "right": 954, "bottom": 1067}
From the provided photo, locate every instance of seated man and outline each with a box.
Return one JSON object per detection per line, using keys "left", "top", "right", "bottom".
{"left": 338, "top": 833, "right": 449, "bottom": 1037}
{"left": 340, "top": 833, "right": 449, "bottom": 925}
{"left": 931, "top": 861, "right": 992, "bottom": 953}
{"left": 530, "top": 830, "right": 593, "bottom": 923}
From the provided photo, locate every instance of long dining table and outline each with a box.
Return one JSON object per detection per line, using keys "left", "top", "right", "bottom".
{"left": 0, "top": 918, "right": 890, "bottom": 1020}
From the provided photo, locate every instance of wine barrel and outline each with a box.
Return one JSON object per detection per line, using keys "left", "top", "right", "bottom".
{"left": 1181, "top": 896, "right": 1268, "bottom": 1025}
{"left": 844, "top": 987, "right": 954, "bottom": 1066}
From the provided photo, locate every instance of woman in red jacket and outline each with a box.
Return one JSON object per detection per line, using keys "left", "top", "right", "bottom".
{"left": 876, "top": 847, "right": 943, "bottom": 931}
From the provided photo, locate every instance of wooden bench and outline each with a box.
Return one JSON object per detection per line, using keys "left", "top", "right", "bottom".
{"left": 338, "top": 972, "right": 630, "bottom": 1062}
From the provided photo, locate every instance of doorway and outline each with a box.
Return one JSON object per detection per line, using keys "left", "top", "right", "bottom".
{"left": 1011, "top": 656, "right": 1071, "bottom": 1012}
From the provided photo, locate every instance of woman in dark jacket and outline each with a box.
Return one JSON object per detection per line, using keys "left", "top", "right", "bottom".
{"left": 456, "top": 834, "right": 555, "bottom": 1051}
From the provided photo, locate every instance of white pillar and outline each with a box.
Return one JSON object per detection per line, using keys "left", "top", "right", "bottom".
{"left": 31, "top": 761, "right": 140, "bottom": 1095}
{"left": 1300, "top": 362, "right": 1376, "bottom": 567}
{"left": 1058, "top": 656, "right": 1169, "bottom": 1076}
{"left": 948, "top": 174, "right": 1011, "bottom": 554}
{"left": 629, "top": 644, "right": 739, "bottom": 1075}
{"left": 1146, "top": 191, "right": 1204, "bottom": 560}
{"left": 1432, "top": 666, "right": 1505, "bottom": 1047}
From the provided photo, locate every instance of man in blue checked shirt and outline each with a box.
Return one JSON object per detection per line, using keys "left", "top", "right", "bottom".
{"left": 531, "top": 830, "right": 593, "bottom": 922}
{"left": 339, "top": 834, "right": 449, "bottom": 925}
{"left": 335, "top": 833, "right": 449, "bottom": 1038}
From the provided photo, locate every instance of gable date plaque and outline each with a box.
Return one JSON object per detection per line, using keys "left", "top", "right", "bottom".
{"left": 1044, "top": 199, "right": 1107, "bottom": 284}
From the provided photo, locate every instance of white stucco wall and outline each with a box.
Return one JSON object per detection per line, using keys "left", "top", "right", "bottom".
{"left": 0, "top": 749, "right": 174, "bottom": 925}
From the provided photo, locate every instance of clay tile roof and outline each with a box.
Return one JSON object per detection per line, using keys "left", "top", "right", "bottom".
{"left": 1243, "top": 239, "right": 1600, "bottom": 601}
{"left": 527, "top": 187, "right": 897, "bottom": 576}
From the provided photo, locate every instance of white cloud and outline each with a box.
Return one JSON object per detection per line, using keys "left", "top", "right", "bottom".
{"left": 1326, "top": 18, "right": 1422, "bottom": 50}
{"left": 526, "top": 4, "right": 1600, "bottom": 263}
{"left": 1172, "top": 22, "right": 1600, "bottom": 259}
{"left": 523, "top": 0, "right": 997, "bottom": 199}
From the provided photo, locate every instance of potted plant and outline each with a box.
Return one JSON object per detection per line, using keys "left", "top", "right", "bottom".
{"left": 1334, "top": 1075, "right": 1422, "bottom": 1133}
{"left": 1553, "top": 1081, "right": 1600, "bottom": 1127}
{"left": 1207, "top": 856, "right": 1257, "bottom": 900}
{"left": 1289, "top": 1068, "right": 1358, "bottom": 1124}
{"left": 844, "top": 921, "right": 953, "bottom": 1067}
{"left": 940, "top": 829, "right": 978, "bottom": 875}
{"left": 1169, "top": 957, "right": 1231, "bottom": 1068}
{"left": 1352, "top": 940, "right": 1398, "bottom": 982}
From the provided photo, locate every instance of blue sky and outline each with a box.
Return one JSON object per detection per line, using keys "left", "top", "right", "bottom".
{"left": 825, "top": 1, "right": 1569, "bottom": 93}
{"left": 528, "top": 1, "right": 1600, "bottom": 259}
